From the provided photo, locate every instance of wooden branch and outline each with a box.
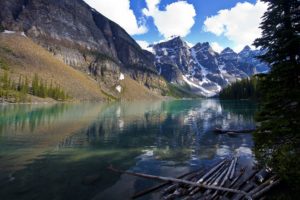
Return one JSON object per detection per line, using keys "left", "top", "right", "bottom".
{"left": 107, "top": 166, "right": 251, "bottom": 198}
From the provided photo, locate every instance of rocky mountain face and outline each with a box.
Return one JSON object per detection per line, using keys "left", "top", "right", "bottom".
{"left": 152, "top": 37, "right": 268, "bottom": 97}
{"left": 0, "top": 0, "right": 167, "bottom": 97}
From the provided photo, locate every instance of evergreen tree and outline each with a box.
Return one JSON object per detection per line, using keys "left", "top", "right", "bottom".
{"left": 48, "top": 80, "right": 54, "bottom": 97}
{"left": 32, "top": 74, "right": 39, "bottom": 96}
{"left": 1, "top": 71, "right": 9, "bottom": 90}
{"left": 219, "top": 76, "right": 262, "bottom": 100}
{"left": 18, "top": 75, "right": 22, "bottom": 91}
{"left": 253, "top": 0, "right": 300, "bottom": 192}
{"left": 38, "top": 78, "right": 46, "bottom": 98}
{"left": 24, "top": 76, "right": 29, "bottom": 94}
{"left": 0, "top": 72, "right": 68, "bottom": 102}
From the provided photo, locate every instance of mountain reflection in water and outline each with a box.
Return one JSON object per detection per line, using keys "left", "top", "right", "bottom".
{"left": 0, "top": 99, "right": 257, "bottom": 200}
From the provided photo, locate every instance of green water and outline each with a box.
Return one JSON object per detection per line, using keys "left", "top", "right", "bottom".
{"left": 0, "top": 99, "right": 257, "bottom": 200}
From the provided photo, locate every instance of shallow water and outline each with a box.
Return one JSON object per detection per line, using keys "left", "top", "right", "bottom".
{"left": 0, "top": 99, "right": 257, "bottom": 200}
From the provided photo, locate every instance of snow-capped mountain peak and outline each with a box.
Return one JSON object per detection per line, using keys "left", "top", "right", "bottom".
{"left": 221, "top": 47, "right": 236, "bottom": 55}
{"left": 151, "top": 38, "right": 268, "bottom": 97}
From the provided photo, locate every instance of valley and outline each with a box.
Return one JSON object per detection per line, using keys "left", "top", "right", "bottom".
{"left": 0, "top": 0, "right": 268, "bottom": 102}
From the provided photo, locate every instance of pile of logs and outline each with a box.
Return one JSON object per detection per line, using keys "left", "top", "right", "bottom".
{"left": 108, "top": 156, "right": 279, "bottom": 200}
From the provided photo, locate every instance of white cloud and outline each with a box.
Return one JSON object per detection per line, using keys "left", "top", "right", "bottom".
{"left": 143, "top": 0, "right": 196, "bottom": 38}
{"left": 136, "top": 40, "right": 149, "bottom": 49}
{"left": 136, "top": 40, "right": 154, "bottom": 52}
{"left": 211, "top": 42, "right": 224, "bottom": 53}
{"left": 203, "top": 0, "right": 268, "bottom": 52}
{"left": 84, "top": 0, "right": 147, "bottom": 35}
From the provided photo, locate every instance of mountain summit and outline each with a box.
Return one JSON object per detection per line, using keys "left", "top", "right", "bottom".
{"left": 151, "top": 37, "right": 268, "bottom": 96}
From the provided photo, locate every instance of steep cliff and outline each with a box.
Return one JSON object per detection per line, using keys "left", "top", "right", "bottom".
{"left": 0, "top": 0, "right": 168, "bottom": 98}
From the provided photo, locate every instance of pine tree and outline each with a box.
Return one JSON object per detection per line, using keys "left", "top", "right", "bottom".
{"left": 1, "top": 71, "right": 9, "bottom": 90}
{"left": 24, "top": 76, "right": 29, "bottom": 94}
{"left": 48, "top": 80, "right": 53, "bottom": 97}
{"left": 38, "top": 78, "right": 46, "bottom": 98}
{"left": 253, "top": 0, "right": 300, "bottom": 191}
{"left": 32, "top": 74, "right": 39, "bottom": 96}
{"left": 219, "top": 76, "right": 261, "bottom": 100}
{"left": 18, "top": 75, "right": 22, "bottom": 91}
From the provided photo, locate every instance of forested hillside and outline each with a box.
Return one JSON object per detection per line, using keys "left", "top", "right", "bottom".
{"left": 219, "top": 75, "right": 263, "bottom": 100}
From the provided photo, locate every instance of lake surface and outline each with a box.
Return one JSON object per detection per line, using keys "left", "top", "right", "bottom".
{"left": 0, "top": 100, "right": 257, "bottom": 200}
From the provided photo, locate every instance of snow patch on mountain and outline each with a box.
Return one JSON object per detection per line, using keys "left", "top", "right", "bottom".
{"left": 151, "top": 37, "right": 268, "bottom": 97}
{"left": 116, "top": 85, "right": 122, "bottom": 93}
{"left": 119, "top": 73, "right": 125, "bottom": 80}
{"left": 182, "top": 75, "right": 216, "bottom": 97}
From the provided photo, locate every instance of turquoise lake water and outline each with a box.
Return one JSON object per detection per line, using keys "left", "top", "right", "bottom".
{"left": 0, "top": 99, "right": 257, "bottom": 200}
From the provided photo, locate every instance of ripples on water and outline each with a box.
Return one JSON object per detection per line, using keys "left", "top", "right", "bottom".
{"left": 0, "top": 99, "right": 257, "bottom": 200}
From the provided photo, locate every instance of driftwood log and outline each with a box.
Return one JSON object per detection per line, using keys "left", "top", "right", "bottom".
{"left": 107, "top": 166, "right": 251, "bottom": 198}
{"left": 107, "top": 156, "right": 279, "bottom": 200}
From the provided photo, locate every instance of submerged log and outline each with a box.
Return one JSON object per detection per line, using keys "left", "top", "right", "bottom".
{"left": 203, "top": 161, "right": 232, "bottom": 198}
{"left": 107, "top": 166, "right": 251, "bottom": 198}
{"left": 219, "top": 168, "right": 246, "bottom": 199}
{"left": 252, "top": 179, "right": 280, "bottom": 199}
{"left": 222, "top": 169, "right": 258, "bottom": 199}
{"left": 109, "top": 155, "right": 279, "bottom": 200}
{"left": 248, "top": 175, "right": 277, "bottom": 196}
{"left": 211, "top": 158, "right": 236, "bottom": 198}
{"left": 132, "top": 170, "right": 200, "bottom": 199}
{"left": 164, "top": 170, "right": 205, "bottom": 196}
{"left": 214, "top": 128, "right": 255, "bottom": 134}
{"left": 187, "top": 160, "right": 228, "bottom": 195}
{"left": 213, "top": 163, "right": 230, "bottom": 186}
{"left": 197, "top": 159, "right": 227, "bottom": 183}
{"left": 230, "top": 157, "right": 238, "bottom": 180}
{"left": 204, "top": 163, "right": 228, "bottom": 185}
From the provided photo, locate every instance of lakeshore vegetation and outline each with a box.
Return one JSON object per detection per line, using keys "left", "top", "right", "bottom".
{"left": 219, "top": 75, "right": 263, "bottom": 100}
{"left": 0, "top": 71, "right": 69, "bottom": 102}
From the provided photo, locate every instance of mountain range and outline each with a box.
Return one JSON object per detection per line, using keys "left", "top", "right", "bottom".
{"left": 0, "top": 0, "right": 268, "bottom": 101}
{"left": 151, "top": 37, "right": 268, "bottom": 97}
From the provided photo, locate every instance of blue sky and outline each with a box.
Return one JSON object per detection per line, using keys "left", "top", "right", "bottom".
{"left": 84, "top": 0, "right": 268, "bottom": 52}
